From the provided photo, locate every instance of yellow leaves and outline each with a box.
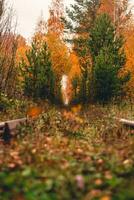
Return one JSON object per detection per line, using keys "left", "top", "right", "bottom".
{"left": 46, "top": 33, "right": 71, "bottom": 78}
{"left": 16, "top": 46, "right": 29, "bottom": 65}
{"left": 69, "top": 53, "right": 81, "bottom": 79}
{"left": 71, "top": 104, "right": 82, "bottom": 114}
{"left": 124, "top": 27, "right": 134, "bottom": 97}
{"left": 100, "top": 196, "right": 111, "bottom": 200}
{"left": 33, "top": 32, "right": 46, "bottom": 46}
{"left": 15, "top": 35, "right": 30, "bottom": 66}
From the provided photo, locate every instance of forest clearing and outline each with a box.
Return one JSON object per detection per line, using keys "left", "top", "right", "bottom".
{"left": 0, "top": 0, "right": 134, "bottom": 199}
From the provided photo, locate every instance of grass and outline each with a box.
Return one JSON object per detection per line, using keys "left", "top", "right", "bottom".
{"left": 0, "top": 100, "right": 134, "bottom": 200}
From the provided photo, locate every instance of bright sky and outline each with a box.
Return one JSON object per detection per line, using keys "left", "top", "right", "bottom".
{"left": 9, "top": 0, "right": 73, "bottom": 40}
{"left": 9, "top": 0, "right": 134, "bottom": 40}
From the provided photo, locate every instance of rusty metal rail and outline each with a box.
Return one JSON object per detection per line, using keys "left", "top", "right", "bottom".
{"left": 0, "top": 118, "right": 27, "bottom": 142}
{"left": 119, "top": 118, "right": 134, "bottom": 128}
{"left": 0, "top": 116, "right": 134, "bottom": 143}
{"left": 0, "top": 118, "right": 27, "bottom": 132}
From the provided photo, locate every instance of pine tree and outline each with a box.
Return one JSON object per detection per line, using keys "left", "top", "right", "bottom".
{"left": 89, "top": 13, "right": 130, "bottom": 103}
{"left": 22, "top": 40, "right": 55, "bottom": 100}
{"left": 64, "top": 0, "right": 100, "bottom": 103}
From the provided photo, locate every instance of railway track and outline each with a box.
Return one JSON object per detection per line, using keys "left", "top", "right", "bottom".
{"left": 0, "top": 117, "right": 134, "bottom": 143}
{"left": 0, "top": 118, "right": 27, "bottom": 142}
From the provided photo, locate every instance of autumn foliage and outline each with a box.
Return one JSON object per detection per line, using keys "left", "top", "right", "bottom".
{"left": 124, "top": 27, "right": 134, "bottom": 97}
{"left": 1, "top": 0, "right": 134, "bottom": 103}
{"left": 1, "top": 1, "right": 134, "bottom": 199}
{"left": 27, "top": 106, "right": 43, "bottom": 118}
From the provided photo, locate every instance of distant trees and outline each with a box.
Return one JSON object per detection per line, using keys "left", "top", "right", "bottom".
{"left": 22, "top": 40, "right": 55, "bottom": 100}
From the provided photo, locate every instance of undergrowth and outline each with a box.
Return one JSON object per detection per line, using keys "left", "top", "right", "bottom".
{"left": 0, "top": 100, "right": 134, "bottom": 200}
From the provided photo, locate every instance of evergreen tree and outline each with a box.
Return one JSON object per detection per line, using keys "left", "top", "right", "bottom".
{"left": 89, "top": 13, "right": 130, "bottom": 103}
{"left": 22, "top": 40, "right": 55, "bottom": 100}
{"left": 63, "top": 0, "right": 100, "bottom": 103}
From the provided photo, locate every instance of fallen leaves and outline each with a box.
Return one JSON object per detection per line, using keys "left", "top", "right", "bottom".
{"left": 95, "top": 178, "right": 103, "bottom": 186}
{"left": 27, "top": 106, "right": 43, "bottom": 118}
{"left": 0, "top": 103, "right": 134, "bottom": 200}
{"left": 100, "top": 195, "right": 111, "bottom": 200}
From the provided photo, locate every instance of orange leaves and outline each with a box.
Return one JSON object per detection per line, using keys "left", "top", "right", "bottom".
{"left": 16, "top": 35, "right": 30, "bottom": 65}
{"left": 69, "top": 53, "right": 81, "bottom": 79}
{"left": 46, "top": 0, "right": 72, "bottom": 81}
{"left": 16, "top": 46, "right": 29, "bottom": 65}
{"left": 27, "top": 106, "right": 43, "bottom": 118}
{"left": 71, "top": 104, "right": 82, "bottom": 115}
{"left": 124, "top": 27, "right": 134, "bottom": 96}
{"left": 98, "top": 0, "right": 132, "bottom": 33}
{"left": 46, "top": 33, "right": 71, "bottom": 78}
{"left": 100, "top": 196, "right": 111, "bottom": 200}
{"left": 62, "top": 106, "right": 83, "bottom": 124}
{"left": 98, "top": 0, "right": 114, "bottom": 20}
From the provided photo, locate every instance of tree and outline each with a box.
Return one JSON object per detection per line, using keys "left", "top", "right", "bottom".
{"left": 98, "top": 0, "right": 132, "bottom": 33}
{"left": 89, "top": 13, "right": 129, "bottom": 103}
{"left": 123, "top": 26, "right": 134, "bottom": 100}
{"left": 47, "top": 0, "right": 64, "bottom": 37}
{"left": 22, "top": 40, "right": 55, "bottom": 100}
{"left": 16, "top": 35, "right": 29, "bottom": 65}
{"left": 32, "top": 3, "right": 71, "bottom": 102}
{"left": 98, "top": 0, "right": 133, "bottom": 101}
{"left": 0, "top": 0, "right": 18, "bottom": 97}
{"left": 64, "top": 0, "right": 100, "bottom": 102}
{"left": 46, "top": 0, "right": 72, "bottom": 100}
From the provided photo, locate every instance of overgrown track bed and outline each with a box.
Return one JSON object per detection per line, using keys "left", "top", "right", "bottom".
{"left": 0, "top": 103, "right": 134, "bottom": 200}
